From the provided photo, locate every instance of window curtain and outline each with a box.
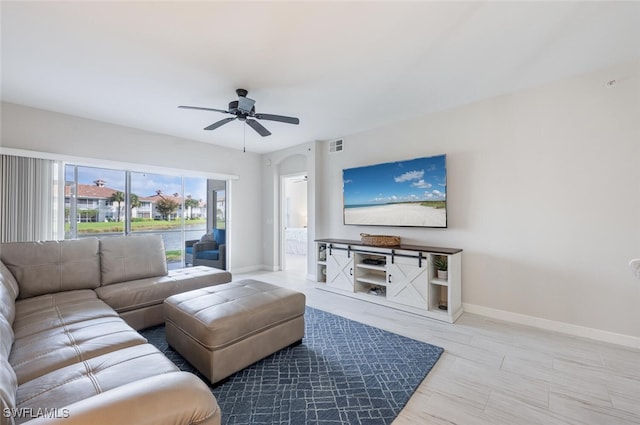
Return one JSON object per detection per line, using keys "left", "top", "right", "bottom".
{"left": 0, "top": 154, "right": 59, "bottom": 242}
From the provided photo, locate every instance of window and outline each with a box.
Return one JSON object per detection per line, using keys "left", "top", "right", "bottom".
{"left": 65, "top": 164, "right": 224, "bottom": 268}
{"left": 65, "top": 166, "right": 125, "bottom": 236}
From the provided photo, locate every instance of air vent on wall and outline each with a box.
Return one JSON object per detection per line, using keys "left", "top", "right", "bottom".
{"left": 329, "top": 139, "right": 343, "bottom": 153}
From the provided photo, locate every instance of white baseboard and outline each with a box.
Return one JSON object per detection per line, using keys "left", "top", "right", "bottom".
{"left": 463, "top": 303, "right": 640, "bottom": 350}
{"left": 230, "top": 265, "right": 273, "bottom": 274}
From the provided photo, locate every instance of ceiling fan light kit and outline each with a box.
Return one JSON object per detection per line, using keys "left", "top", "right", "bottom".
{"left": 179, "top": 88, "right": 300, "bottom": 139}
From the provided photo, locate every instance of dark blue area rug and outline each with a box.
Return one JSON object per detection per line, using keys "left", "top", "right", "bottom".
{"left": 140, "top": 307, "right": 443, "bottom": 425}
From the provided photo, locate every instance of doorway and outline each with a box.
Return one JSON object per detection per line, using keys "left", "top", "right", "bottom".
{"left": 281, "top": 173, "right": 307, "bottom": 275}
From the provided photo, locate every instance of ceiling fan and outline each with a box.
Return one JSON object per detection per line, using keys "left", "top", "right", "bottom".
{"left": 178, "top": 88, "right": 299, "bottom": 137}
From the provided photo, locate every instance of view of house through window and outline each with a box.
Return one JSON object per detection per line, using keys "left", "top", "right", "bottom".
{"left": 65, "top": 166, "right": 126, "bottom": 237}
{"left": 64, "top": 165, "right": 226, "bottom": 268}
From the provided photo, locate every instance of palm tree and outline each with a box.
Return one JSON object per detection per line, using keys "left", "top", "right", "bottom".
{"left": 109, "top": 191, "right": 125, "bottom": 222}
{"left": 129, "top": 193, "right": 141, "bottom": 211}
{"left": 184, "top": 196, "right": 200, "bottom": 219}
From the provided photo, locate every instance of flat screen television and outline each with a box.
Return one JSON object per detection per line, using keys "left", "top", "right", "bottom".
{"left": 343, "top": 154, "right": 447, "bottom": 228}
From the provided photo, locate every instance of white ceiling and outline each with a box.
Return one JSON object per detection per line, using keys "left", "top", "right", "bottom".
{"left": 2, "top": 1, "right": 640, "bottom": 154}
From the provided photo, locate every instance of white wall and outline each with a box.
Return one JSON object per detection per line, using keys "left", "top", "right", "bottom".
{"left": 317, "top": 60, "right": 640, "bottom": 341}
{"left": 0, "top": 102, "right": 264, "bottom": 273}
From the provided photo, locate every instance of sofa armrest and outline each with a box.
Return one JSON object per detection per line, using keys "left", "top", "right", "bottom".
{"left": 24, "top": 372, "right": 220, "bottom": 425}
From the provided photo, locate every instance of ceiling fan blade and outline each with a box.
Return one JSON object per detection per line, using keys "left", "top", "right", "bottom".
{"left": 246, "top": 118, "right": 272, "bottom": 137}
{"left": 254, "top": 113, "right": 300, "bottom": 125}
{"left": 204, "top": 117, "right": 236, "bottom": 131}
{"left": 178, "top": 105, "right": 230, "bottom": 114}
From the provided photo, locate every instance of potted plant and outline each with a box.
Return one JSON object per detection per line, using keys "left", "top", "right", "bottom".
{"left": 433, "top": 256, "right": 448, "bottom": 280}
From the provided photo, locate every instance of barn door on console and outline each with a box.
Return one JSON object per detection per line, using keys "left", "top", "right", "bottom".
{"left": 325, "top": 247, "right": 354, "bottom": 292}
{"left": 386, "top": 255, "right": 428, "bottom": 310}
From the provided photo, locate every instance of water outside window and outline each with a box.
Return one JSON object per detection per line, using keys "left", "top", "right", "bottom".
{"left": 130, "top": 172, "right": 207, "bottom": 266}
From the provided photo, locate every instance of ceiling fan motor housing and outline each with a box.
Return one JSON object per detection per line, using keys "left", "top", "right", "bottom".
{"left": 228, "top": 100, "right": 255, "bottom": 119}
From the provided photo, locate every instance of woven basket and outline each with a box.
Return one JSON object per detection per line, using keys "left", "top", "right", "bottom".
{"left": 360, "top": 233, "right": 401, "bottom": 247}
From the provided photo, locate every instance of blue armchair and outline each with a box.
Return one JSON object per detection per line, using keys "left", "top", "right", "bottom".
{"left": 185, "top": 229, "right": 226, "bottom": 270}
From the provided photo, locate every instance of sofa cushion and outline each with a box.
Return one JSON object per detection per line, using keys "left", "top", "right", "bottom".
{"left": 185, "top": 246, "right": 220, "bottom": 260}
{"left": 15, "top": 344, "right": 178, "bottom": 413}
{"left": 0, "top": 238, "right": 101, "bottom": 299}
{"left": 13, "top": 289, "right": 97, "bottom": 318}
{"left": 34, "top": 372, "right": 221, "bottom": 425}
{"left": 13, "top": 291, "right": 117, "bottom": 340}
{"left": 213, "top": 228, "right": 225, "bottom": 245}
{"left": 95, "top": 266, "right": 232, "bottom": 313}
{"left": 99, "top": 235, "right": 168, "bottom": 286}
{"left": 196, "top": 250, "right": 220, "bottom": 261}
{"left": 10, "top": 316, "right": 147, "bottom": 385}
{"left": 0, "top": 358, "right": 17, "bottom": 424}
{"left": 0, "top": 315, "right": 13, "bottom": 362}
{"left": 0, "top": 262, "right": 18, "bottom": 330}
{"left": 0, "top": 274, "right": 14, "bottom": 421}
{"left": 0, "top": 261, "right": 19, "bottom": 302}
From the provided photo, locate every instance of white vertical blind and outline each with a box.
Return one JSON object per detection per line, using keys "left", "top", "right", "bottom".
{"left": 0, "top": 154, "right": 57, "bottom": 242}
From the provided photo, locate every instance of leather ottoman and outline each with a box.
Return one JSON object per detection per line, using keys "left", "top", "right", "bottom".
{"left": 163, "top": 279, "right": 306, "bottom": 384}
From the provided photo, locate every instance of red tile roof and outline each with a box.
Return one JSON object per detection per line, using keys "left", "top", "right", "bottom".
{"left": 65, "top": 184, "right": 205, "bottom": 206}
{"left": 65, "top": 183, "right": 120, "bottom": 198}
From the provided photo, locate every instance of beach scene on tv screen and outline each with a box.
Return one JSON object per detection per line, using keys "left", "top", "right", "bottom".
{"left": 343, "top": 154, "right": 446, "bottom": 227}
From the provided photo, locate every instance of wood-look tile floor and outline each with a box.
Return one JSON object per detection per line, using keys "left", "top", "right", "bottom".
{"left": 236, "top": 268, "right": 640, "bottom": 425}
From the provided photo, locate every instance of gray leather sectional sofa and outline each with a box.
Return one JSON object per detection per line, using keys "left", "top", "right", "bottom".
{"left": 0, "top": 234, "right": 232, "bottom": 425}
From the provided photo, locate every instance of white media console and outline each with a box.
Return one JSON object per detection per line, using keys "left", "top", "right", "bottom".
{"left": 315, "top": 239, "right": 463, "bottom": 323}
